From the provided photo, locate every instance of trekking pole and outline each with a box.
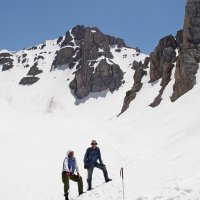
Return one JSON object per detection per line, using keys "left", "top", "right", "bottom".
{"left": 120, "top": 167, "right": 125, "bottom": 200}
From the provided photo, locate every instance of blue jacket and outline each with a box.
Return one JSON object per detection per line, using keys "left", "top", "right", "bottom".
{"left": 84, "top": 147, "right": 103, "bottom": 168}
{"left": 63, "top": 156, "right": 79, "bottom": 175}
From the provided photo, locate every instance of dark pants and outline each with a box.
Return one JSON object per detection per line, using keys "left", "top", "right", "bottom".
{"left": 62, "top": 171, "right": 83, "bottom": 196}
{"left": 87, "top": 163, "right": 109, "bottom": 189}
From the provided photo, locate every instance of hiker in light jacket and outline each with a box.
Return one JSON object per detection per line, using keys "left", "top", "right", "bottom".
{"left": 84, "top": 140, "right": 112, "bottom": 190}
{"left": 62, "top": 150, "right": 83, "bottom": 200}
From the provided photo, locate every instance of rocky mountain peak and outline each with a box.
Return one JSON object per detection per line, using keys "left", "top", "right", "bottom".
{"left": 52, "top": 25, "right": 128, "bottom": 99}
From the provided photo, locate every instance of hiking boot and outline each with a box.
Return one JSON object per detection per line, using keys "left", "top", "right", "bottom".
{"left": 79, "top": 192, "right": 85, "bottom": 196}
{"left": 87, "top": 187, "right": 92, "bottom": 191}
{"left": 65, "top": 196, "right": 69, "bottom": 200}
{"left": 64, "top": 194, "right": 69, "bottom": 200}
{"left": 105, "top": 178, "right": 112, "bottom": 182}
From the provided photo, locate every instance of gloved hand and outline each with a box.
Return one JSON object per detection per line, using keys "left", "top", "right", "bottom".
{"left": 66, "top": 172, "right": 72, "bottom": 176}
{"left": 84, "top": 165, "right": 87, "bottom": 169}
{"left": 101, "top": 163, "right": 105, "bottom": 167}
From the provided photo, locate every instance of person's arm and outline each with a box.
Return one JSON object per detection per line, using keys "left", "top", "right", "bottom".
{"left": 98, "top": 148, "right": 103, "bottom": 164}
{"left": 63, "top": 157, "right": 70, "bottom": 172}
{"left": 84, "top": 148, "right": 89, "bottom": 165}
{"left": 74, "top": 158, "right": 79, "bottom": 173}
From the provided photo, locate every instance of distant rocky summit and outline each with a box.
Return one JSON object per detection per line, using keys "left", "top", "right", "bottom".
{"left": 52, "top": 25, "right": 126, "bottom": 99}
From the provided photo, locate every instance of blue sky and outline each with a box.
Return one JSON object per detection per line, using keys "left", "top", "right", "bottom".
{"left": 0, "top": 0, "right": 185, "bottom": 53}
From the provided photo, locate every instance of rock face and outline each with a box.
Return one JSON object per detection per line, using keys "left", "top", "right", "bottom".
{"left": 69, "top": 59, "right": 124, "bottom": 99}
{"left": 0, "top": 53, "right": 14, "bottom": 71}
{"left": 119, "top": 59, "right": 148, "bottom": 115}
{"left": 149, "top": 35, "right": 177, "bottom": 83}
{"left": 171, "top": 0, "right": 200, "bottom": 101}
{"left": 149, "top": 35, "right": 177, "bottom": 107}
{"left": 52, "top": 25, "right": 126, "bottom": 99}
{"left": 145, "top": 0, "right": 200, "bottom": 105}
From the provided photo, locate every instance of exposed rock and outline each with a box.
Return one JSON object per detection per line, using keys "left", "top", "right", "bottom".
{"left": 52, "top": 47, "right": 75, "bottom": 70}
{"left": 22, "top": 58, "right": 27, "bottom": 64}
{"left": 149, "top": 87, "right": 165, "bottom": 107}
{"left": 34, "top": 55, "right": 44, "bottom": 62}
{"left": 144, "top": 57, "right": 150, "bottom": 66}
{"left": 115, "top": 48, "right": 122, "bottom": 52}
{"left": 176, "top": 29, "right": 183, "bottom": 48}
{"left": 22, "top": 53, "right": 27, "bottom": 58}
{"left": 27, "top": 63, "right": 43, "bottom": 76}
{"left": 41, "top": 43, "right": 46, "bottom": 50}
{"left": 19, "top": 77, "right": 40, "bottom": 85}
{"left": 119, "top": 61, "right": 147, "bottom": 115}
{"left": 61, "top": 31, "right": 73, "bottom": 47}
{"left": 0, "top": 53, "right": 14, "bottom": 71}
{"left": 171, "top": 0, "right": 200, "bottom": 101}
{"left": 149, "top": 35, "right": 177, "bottom": 83}
{"left": 70, "top": 59, "right": 124, "bottom": 99}
{"left": 27, "top": 46, "right": 37, "bottom": 50}
{"left": 52, "top": 25, "right": 126, "bottom": 99}
{"left": 106, "top": 35, "right": 126, "bottom": 47}
{"left": 57, "top": 36, "right": 63, "bottom": 44}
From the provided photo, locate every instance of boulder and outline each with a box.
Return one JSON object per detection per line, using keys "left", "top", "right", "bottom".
{"left": 19, "top": 77, "right": 40, "bottom": 85}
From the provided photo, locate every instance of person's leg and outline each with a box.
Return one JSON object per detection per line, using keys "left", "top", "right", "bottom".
{"left": 87, "top": 167, "right": 94, "bottom": 190}
{"left": 70, "top": 175, "right": 83, "bottom": 195}
{"left": 95, "top": 163, "right": 110, "bottom": 181}
{"left": 62, "top": 172, "right": 69, "bottom": 199}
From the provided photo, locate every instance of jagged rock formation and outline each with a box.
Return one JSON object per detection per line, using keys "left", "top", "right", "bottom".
{"left": 52, "top": 25, "right": 126, "bottom": 99}
{"left": 149, "top": 35, "right": 177, "bottom": 107}
{"left": 69, "top": 59, "right": 124, "bottom": 99}
{"left": 171, "top": 0, "right": 200, "bottom": 101}
{"left": 149, "top": 35, "right": 177, "bottom": 83}
{"left": 119, "top": 58, "right": 149, "bottom": 114}
{"left": 0, "top": 52, "right": 14, "bottom": 71}
{"left": 120, "top": 0, "right": 200, "bottom": 113}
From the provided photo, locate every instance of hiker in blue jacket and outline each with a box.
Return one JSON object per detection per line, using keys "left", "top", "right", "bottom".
{"left": 84, "top": 140, "right": 112, "bottom": 190}
{"left": 62, "top": 150, "right": 83, "bottom": 200}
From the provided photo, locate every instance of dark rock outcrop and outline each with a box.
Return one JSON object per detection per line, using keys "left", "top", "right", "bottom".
{"left": 171, "top": 0, "right": 200, "bottom": 101}
{"left": 119, "top": 60, "right": 148, "bottom": 115}
{"left": 0, "top": 52, "right": 14, "bottom": 71}
{"left": 52, "top": 25, "right": 126, "bottom": 99}
{"left": 69, "top": 59, "right": 124, "bottom": 99}
{"left": 149, "top": 35, "right": 177, "bottom": 83}
{"left": 52, "top": 47, "right": 75, "bottom": 70}
{"left": 19, "top": 77, "right": 40, "bottom": 85}
{"left": 148, "top": 35, "right": 177, "bottom": 107}
{"left": 27, "top": 63, "right": 43, "bottom": 76}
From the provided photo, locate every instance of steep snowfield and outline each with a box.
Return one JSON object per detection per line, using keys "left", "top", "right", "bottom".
{"left": 0, "top": 42, "right": 200, "bottom": 200}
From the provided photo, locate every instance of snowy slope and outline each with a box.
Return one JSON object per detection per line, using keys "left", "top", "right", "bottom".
{"left": 0, "top": 31, "right": 200, "bottom": 200}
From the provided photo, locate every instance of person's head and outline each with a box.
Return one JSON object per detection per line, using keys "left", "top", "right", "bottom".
{"left": 91, "top": 140, "right": 98, "bottom": 148}
{"left": 67, "top": 150, "right": 74, "bottom": 158}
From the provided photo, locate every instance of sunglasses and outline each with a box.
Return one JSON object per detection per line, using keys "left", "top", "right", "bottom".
{"left": 91, "top": 143, "right": 97, "bottom": 145}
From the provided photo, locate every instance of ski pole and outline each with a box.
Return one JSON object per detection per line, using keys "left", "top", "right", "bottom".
{"left": 120, "top": 167, "right": 125, "bottom": 200}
